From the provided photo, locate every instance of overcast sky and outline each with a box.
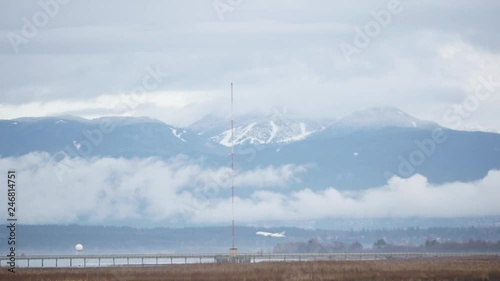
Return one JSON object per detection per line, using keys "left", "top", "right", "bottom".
{"left": 1, "top": 0, "right": 499, "bottom": 130}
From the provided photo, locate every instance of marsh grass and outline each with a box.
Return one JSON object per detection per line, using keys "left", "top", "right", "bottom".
{"left": 2, "top": 257, "right": 500, "bottom": 281}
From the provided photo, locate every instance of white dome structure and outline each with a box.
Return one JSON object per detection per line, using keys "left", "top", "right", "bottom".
{"left": 75, "top": 244, "right": 83, "bottom": 251}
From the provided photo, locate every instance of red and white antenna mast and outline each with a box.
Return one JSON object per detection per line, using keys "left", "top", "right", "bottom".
{"left": 230, "top": 82, "right": 237, "bottom": 256}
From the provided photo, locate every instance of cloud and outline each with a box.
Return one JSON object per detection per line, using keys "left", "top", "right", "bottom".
{"left": 1, "top": 153, "right": 499, "bottom": 225}
{"left": 0, "top": 1, "right": 499, "bottom": 129}
{"left": 0, "top": 90, "right": 213, "bottom": 122}
{"left": 0, "top": 153, "right": 307, "bottom": 224}
{"left": 236, "top": 164, "right": 307, "bottom": 188}
{"left": 195, "top": 171, "right": 500, "bottom": 224}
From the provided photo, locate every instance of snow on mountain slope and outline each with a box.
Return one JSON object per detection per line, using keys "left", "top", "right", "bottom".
{"left": 170, "top": 128, "right": 187, "bottom": 142}
{"left": 192, "top": 107, "right": 438, "bottom": 147}
{"left": 210, "top": 115, "right": 325, "bottom": 147}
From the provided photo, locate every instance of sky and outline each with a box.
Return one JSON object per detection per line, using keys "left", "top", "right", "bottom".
{"left": 1, "top": 1, "right": 500, "bottom": 226}
{"left": 1, "top": 0, "right": 500, "bottom": 131}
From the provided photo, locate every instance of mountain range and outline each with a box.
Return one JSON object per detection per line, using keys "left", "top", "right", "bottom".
{"left": 1, "top": 107, "right": 499, "bottom": 190}
{"left": 190, "top": 113, "right": 327, "bottom": 147}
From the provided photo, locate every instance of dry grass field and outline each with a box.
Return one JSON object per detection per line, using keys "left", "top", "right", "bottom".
{"left": 2, "top": 257, "right": 500, "bottom": 281}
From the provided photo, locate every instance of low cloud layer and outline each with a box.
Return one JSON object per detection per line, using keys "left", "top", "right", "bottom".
{"left": 1, "top": 153, "right": 499, "bottom": 225}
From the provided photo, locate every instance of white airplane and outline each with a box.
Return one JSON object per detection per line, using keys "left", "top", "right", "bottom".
{"left": 256, "top": 231, "right": 286, "bottom": 238}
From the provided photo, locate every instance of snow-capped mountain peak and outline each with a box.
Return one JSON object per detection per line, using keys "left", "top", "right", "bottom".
{"left": 333, "top": 106, "right": 436, "bottom": 130}
{"left": 192, "top": 107, "right": 438, "bottom": 147}
{"left": 193, "top": 114, "right": 325, "bottom": 147}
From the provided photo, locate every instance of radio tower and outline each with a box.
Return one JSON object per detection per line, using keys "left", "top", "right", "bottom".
{"left": 229, "top": 82, "right": 237, "bottom": 257}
